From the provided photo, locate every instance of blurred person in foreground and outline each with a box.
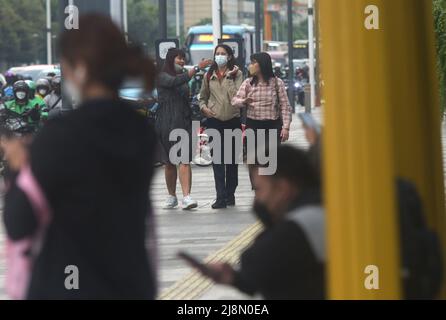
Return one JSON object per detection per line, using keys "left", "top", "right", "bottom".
{"left": 1, "top": 14, "right": 158, "bottom": 300}
{"left": 186, "top": 145, "right": 325, "bottom": 299}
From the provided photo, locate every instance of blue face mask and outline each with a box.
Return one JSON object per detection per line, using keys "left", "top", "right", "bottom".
{"left": 215, "top": 55, "right": 228, "bottom": 67}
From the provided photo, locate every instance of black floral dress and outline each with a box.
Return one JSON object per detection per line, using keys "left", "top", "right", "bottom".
{"left": 155, "top": 71, "right": 193, "bottom": 164}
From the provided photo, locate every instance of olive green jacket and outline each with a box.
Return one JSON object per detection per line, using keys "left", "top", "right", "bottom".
{"left": 199, "top": 69, "right": 243, "bottom": 121}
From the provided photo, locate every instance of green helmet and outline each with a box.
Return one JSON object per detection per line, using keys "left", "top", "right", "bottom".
{"left": 25, "top": 79, "right": 36, "bottom": 99}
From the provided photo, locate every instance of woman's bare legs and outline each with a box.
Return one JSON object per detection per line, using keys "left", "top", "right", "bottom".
{"left": 179, "top": 163, "right": 192, "bottom": 196}
{"left": 165, "top": 163, "right": 178, "bottom": 196}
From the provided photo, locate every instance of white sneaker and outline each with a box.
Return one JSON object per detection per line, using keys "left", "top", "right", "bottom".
{"left": 164, "top": 195, "right": 178, "bottom": 209}
{"left": 182, "top": 195, "right": 198, "bottom": 210}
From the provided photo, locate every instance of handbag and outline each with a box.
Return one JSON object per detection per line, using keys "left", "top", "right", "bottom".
{"left": 5, "top": 165, "right": 52, "bottom": 300}
{"left": 274, "top": 77, "right": 284, "bottom": 126}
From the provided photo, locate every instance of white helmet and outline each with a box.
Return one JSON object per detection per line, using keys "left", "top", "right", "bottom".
{"left": 0, "top": 74, "right": 6, "bottom": 88}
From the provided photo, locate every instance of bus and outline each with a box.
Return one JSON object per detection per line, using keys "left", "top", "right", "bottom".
{"left": 293, "top": 40, "right": 309, "bottom": 60}
{"left": 184, "top": 25, "right": 256, "bottom": 66}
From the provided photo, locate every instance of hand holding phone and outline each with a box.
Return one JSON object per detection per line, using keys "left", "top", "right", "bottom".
{"left": 299, "top": 113, "right": 321, "bottom": 135}
{"left": 178, "top": 251, "right": 235, "bottom": 284}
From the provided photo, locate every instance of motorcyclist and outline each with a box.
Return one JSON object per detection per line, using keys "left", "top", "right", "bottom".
{"left": 25, "top": 79, "right": 47, "bottom": 110}
{"left": 44, "top": 76, "right": 64, "bottom": 119}
{"left": 2, "top": 72, "right": 18, "bottom": 100}
{"left": 273, "top": 63, "right": 285, "bottom": 79}
{"left": 35, "top": 78, "right": 51, "bottom": 99}
{"left": 4, "top": 80, "right": 48, "bottom": 127}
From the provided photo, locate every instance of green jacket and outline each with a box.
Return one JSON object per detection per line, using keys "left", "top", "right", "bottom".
{"left": 4, "top": 99, "right": 48, "bottom": 124}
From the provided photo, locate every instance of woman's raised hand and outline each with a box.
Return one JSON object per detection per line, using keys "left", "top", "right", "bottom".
{"left": 198, "top": 59, "right": 213, "bottom": 70}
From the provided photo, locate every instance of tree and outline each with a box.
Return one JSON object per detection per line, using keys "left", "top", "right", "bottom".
{"left": 0, "top": 0, "right": 47, "bottom": 68}
{"left": 127, "top": 0, "right": 163, "bottom": 55}
{"left": 193, "top": 17, "right": 212, "bottom": 26}
{"left": 294, "top": 18, "right": 308, "bottom": 40}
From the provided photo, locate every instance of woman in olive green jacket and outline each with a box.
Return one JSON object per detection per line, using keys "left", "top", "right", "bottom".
{"left": 199, "top": 44, "right": 244, "bottom": 209}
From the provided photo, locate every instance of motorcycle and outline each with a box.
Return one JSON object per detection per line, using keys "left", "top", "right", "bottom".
{"left": 0, "top": 103, "right": 39, "bottom": 176}
{"left": 294, "top": 80, "right": 306, "bottom": 107}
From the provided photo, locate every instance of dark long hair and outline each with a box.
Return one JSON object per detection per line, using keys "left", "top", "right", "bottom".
{"left": 162, "top": 48, "right": 186, "bottom": 76}
{"left": 59, "top": 14, "right": 156, "bottom": 92}
{"left": 250, "top": 52, "right": 275, "bottom": 86}
{"left": 207, "top": 44, "right": 237, "bottom": 81}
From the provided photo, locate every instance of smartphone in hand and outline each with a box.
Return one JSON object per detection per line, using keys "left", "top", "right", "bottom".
{"left": 299, "top": 113, "right": 321, "bottom": 135}
{"left": 177, "top": 251, "right": 220, "bottom": 280}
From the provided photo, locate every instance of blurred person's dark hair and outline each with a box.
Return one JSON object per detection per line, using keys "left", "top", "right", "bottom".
{"left": 250, "top": 52, "right": 275, "bottom": 86}
{"left": 162, "top": 48, "right": 186, "bottom": 76}
{"left": 58, "top": 14, "right": 156, "bottom": 93}
{"left": 257, "top": 145, "right": 320, "bottom": 190}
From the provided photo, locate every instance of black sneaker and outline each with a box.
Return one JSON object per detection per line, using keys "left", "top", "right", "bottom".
{"left": 212, "top": 199, "right": 227, "bottom": 209}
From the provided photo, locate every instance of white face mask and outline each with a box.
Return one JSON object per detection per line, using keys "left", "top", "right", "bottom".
{"left": 64, "top": 66, "right": 87, "bottom": 106}
{"left": 15, "top": 91, "right": 27, "bottom": 100}
{"left": 63, "top": 80, "right": 82, "bottom": 106}
{"left": 215, "top": 55, "right": 228, "bottom": 67}
{"left": 174, "top": 64, "right": 184, "bottom": 74}
{"left": 39, "top": 89, "right": 47, "bottom": 96}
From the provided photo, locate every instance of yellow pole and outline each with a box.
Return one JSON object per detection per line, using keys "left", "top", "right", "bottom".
{"left": 319, "top": 0, "right": 446, "bottom": 299}
{"left": 320, "top": 0, "right": 401, "bottom": 299}
{"left": 381, "top": 0, "right": 446, "bottom": 297}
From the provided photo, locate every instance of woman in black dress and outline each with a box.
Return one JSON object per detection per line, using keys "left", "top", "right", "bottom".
{"left": 156, "top": 48, "right": 212, "bottom": 210}
{"left": 2, "top": 14, "right": 158, "bottom": 299}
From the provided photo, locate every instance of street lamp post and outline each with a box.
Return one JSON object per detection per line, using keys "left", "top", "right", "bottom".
{"left": 212, "top": 0, "right": 222, "bottom": 47}
{"left": 176, "top": 0, "right": 180, "bottom": 39}
{"left": 308, "top": 0, "right": 316, "bottom": 111}
{"left": 46, "top": 0, "right": 52, "bottom": 65}
{"left": 287, "top": 0, "right": 295, "bottom": 109}
{"left": 255, "top": 0, "right": 262, "bottom": 52}
{"left": 159, "top": 0, "right": 167, "bottom": 39}
{"left": 123, "top": 0, "right": 128, "bottom": 42}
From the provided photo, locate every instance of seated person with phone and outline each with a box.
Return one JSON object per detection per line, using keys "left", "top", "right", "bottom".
{"left": 179, "top": 145, "right": 325, "bottom": 299}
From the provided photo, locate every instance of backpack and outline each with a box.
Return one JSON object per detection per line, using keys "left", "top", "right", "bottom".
{"left": 397, "top": 179, "right": 443, "bottom": 299}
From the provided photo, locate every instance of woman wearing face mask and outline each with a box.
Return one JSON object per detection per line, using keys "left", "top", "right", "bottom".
{"left": 2, "top": 14, "right": 158, "bottom": 299}
{"left": 156, "top": 48, "right": 212, "bottom": 210}
{"left": 232, "top": 52, "right": 292, "bottom": 189}
{"left": 199, "top": 44, "right": 243, "bottom": 209}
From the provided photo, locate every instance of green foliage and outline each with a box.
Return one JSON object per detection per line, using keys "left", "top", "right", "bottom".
{"left": 0, "top": 0, "right": 47, "bottom": 67}
{"left": 193, "top": 18, "right": 213, "bottom": 26}
{"left": 434, "top": 0, "right": 446, "bottom": 115}
{"left": 294, "top": 18, "right": 308, "bottom": 40}
{"left": 127, "top": 0, "right": 159, "bottom": 55}
{"left": 0, "top": 0, "right": 165, "bottom": 66}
